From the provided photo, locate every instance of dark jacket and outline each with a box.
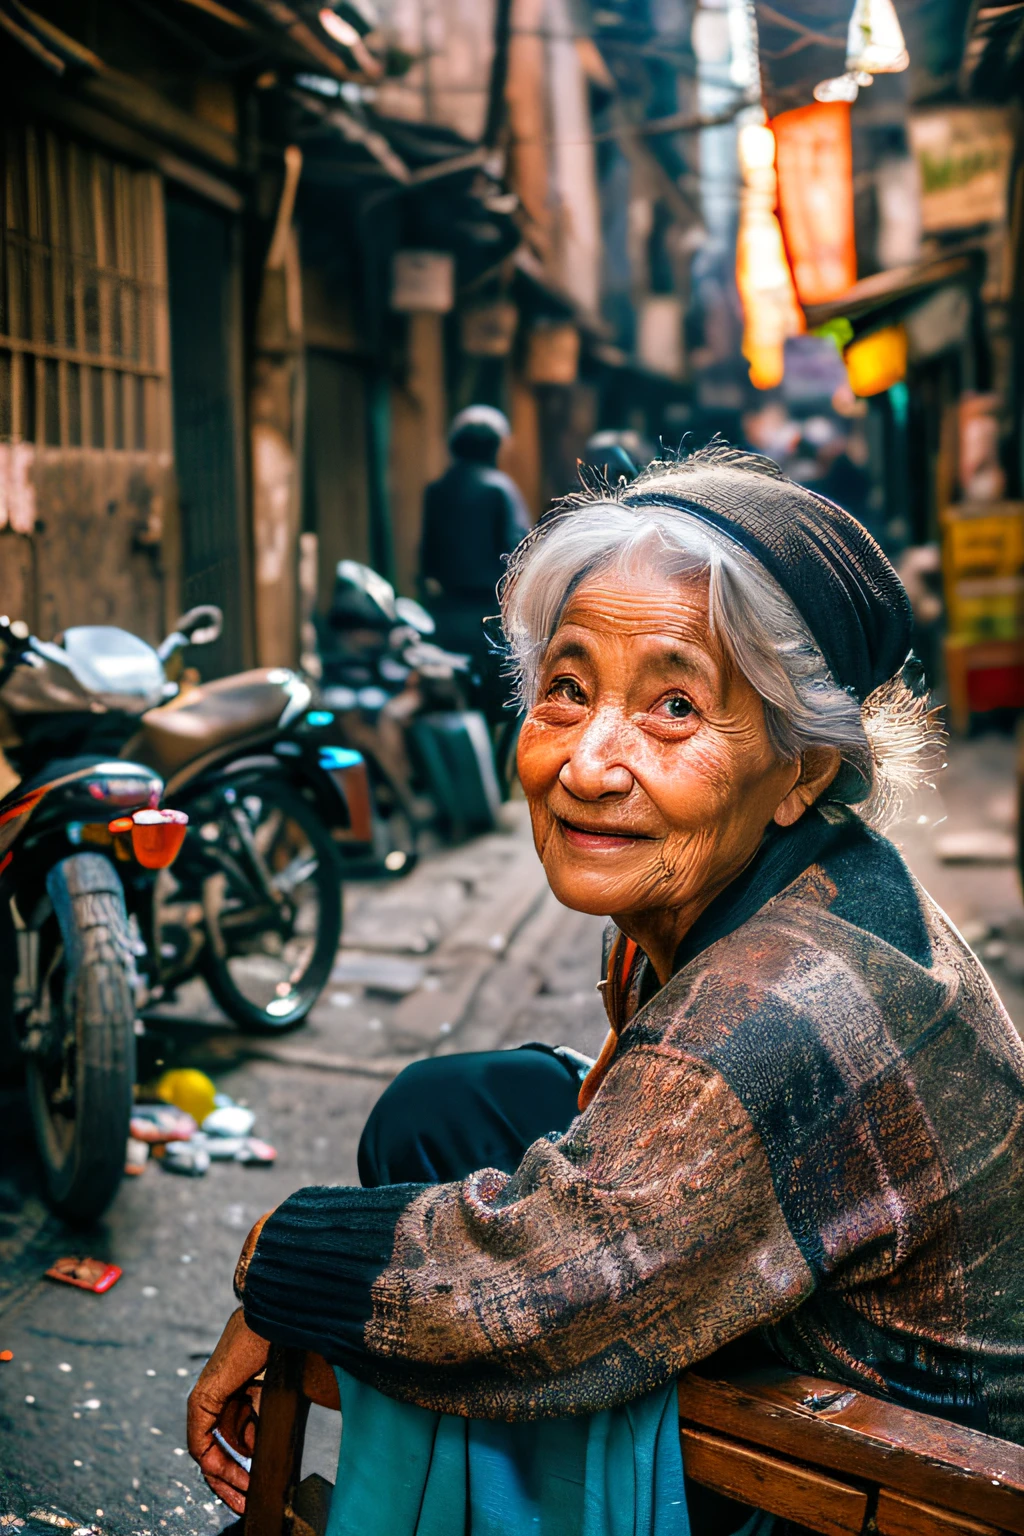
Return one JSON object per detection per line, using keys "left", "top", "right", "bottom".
{"left": 244, "top": 809, "right": 1024, "bottom": 1439}
{"left": 420, "top": 460, "right": 530, "bottom": 600}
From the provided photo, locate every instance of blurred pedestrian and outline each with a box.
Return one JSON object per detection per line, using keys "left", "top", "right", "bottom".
{"left": 420, "top": 405, "right": 530, "bottom": 718}
{"left": 580, "top": 429, "right": 645, "bottom": 486}
{"left": 741, "top": 399, "right": 800, "bottom": 464}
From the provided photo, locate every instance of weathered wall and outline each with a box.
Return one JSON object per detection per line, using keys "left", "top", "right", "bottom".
{"left": 0, "top": 446, "right": 174, "bottom": 641}
{"left": 389, "top": 313, "right": 448, "bottom": 596}
{"left": 305, "top": 351, "right": 373, "bottom": 611}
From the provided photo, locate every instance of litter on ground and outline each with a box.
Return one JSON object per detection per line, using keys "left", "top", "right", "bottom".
{"left": 45, "top": 1260, "right": 122, "bottom": 1295}
{"left": 131, "top": 1073, "right": 273, "bottom": 1176}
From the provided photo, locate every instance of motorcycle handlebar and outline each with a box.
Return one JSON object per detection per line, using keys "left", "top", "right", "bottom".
{"left": 0, "top": 616, "right": 30, "bottom": 692}
{"left": 158, "top": 605, "right": 223, "bottom": 661}
{"left": 0, "top": 616, "right": 30, "bottom": 650}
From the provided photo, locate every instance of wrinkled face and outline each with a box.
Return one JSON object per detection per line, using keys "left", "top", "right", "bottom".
{"left": 517, "top": 566, "right": 803, "bottom": 934}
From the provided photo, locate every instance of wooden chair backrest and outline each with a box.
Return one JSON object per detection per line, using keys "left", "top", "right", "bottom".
{"left": 678, "top": 1370, "right": 1024, "bottom": 1536}
{"left": 245, "top": 1347, "right": 1024, "bottom": 1536}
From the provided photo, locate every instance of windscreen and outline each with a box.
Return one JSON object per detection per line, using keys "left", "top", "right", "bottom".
{"left": 60, "top": 627, "right": 166, "bottom": 704}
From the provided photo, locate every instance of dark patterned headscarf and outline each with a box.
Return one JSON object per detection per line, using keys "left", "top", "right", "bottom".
{"left": 623, "top": 450, "right": 912, "bottom": 702}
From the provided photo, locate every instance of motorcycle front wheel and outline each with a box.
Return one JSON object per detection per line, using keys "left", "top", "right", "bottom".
{"left": 202, "top": 780, "right": 342, "bottom": 1034}
{"left": 27, "top": 854, "right": 136, "bottom": 1225}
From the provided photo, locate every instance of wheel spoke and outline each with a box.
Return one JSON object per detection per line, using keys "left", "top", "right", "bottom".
{"left": 204, "top": 784, "right": 340, "bottom": 1030}
{"left": 272, "top": 853, "right": 318, "bottom": 893}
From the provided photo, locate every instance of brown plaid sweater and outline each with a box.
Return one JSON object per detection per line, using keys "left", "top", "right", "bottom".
{"left": 244, "top": 811, "right": 1024, "bottom": 1438}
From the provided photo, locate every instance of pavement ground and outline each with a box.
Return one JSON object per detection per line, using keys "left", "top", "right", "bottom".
{"left": 2, "top": 738, "right": 1023, "bottom": 1536}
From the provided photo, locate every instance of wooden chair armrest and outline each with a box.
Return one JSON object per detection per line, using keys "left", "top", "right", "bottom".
{"left": 678, "top": 1369, "right": 1024, "bottom": 1535}
{"left": 246, "top": 1346, "right": 311, "bottom": 1536}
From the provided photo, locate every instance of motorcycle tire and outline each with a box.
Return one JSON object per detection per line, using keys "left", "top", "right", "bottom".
{"left": 27, "top": 855, "right": 135, "bottom": 1226}
{"left": 202, "top": 780, "right": 342, "bottom": 1034}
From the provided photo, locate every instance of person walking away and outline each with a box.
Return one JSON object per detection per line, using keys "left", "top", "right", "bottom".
{"left": 420, "top": 406, "right": 530, "bottom": 719}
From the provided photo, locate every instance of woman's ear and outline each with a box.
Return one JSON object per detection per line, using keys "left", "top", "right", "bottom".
{"left": 773, "top": 746, "right": 843, "bottom": 828}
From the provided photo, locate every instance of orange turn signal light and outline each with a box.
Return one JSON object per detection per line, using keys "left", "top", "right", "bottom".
{"left": 107, "top": 809, "right": 188, "bottom": 869}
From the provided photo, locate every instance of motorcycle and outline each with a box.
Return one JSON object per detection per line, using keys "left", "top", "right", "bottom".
{"left": 317, "top": 561, "right": 501, "bottom": 861}
{"left": 0, "top": 609, "right": 373, "bottom": 1039}
{"left": 0, "top": 734, "right": 178, "bottom": 1222}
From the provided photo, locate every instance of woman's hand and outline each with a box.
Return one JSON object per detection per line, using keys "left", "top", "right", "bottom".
{"left": 187, "top": 1307, "right": 270, "bottom": 1513}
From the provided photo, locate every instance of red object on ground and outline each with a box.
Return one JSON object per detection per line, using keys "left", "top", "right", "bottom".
{"left": 45, "top": 1258, "right": 122, "bottom": 1294}
{"left": 0, "top": 1349, "right": 12, "bottom": 1361}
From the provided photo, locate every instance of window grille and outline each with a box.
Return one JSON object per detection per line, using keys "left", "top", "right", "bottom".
{"left": 1, "top": 123, "right": 170, "bottom": 452}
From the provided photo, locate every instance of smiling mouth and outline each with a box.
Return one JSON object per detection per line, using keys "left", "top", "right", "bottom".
{"left": 556, "top": 817, "right": 651, "bottom": 851}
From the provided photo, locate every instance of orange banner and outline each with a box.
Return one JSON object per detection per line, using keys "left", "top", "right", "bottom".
{"left": 772, "top": 101, "right": 856, "bottom": 307}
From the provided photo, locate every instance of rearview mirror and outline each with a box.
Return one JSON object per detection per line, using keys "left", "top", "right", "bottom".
{"left": 394, "top": 596, "right": 435, "bottom": 635}
{"left": 171, "top": 606, "right": 223, "bottom": 647}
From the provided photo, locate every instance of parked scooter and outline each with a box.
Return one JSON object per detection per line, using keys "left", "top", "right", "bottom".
{"left": 0, "top": 609, "right": 372, "bottom": 1039}
{"left": 0, "top": 671, "right": 179, "bottom": 1220}
{"left": 317, "top": 561, "right": 501, "bottom": 861}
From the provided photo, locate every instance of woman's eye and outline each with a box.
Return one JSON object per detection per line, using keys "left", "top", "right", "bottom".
{"left": 548, "top": 676, "right": 585, "bottom": 704}
{"left": 657, "top": 695, "right": 693, "bottom": 720}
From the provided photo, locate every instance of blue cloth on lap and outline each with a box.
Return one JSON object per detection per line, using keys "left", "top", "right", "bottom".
{"left": 326, "top": 1366, "right": 691, "bottom": 1536}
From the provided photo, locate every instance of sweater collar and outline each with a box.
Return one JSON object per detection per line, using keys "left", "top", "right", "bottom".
{"left": 672, "top": 806, "right": 859, "bottom": 975}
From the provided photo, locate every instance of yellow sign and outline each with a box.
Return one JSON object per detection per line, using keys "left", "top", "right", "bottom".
{"left": 844, "top": 325, "right": 907, "bottom": 397}
{"left": 942, "top": 503, "right": 1024, "bottom": 641}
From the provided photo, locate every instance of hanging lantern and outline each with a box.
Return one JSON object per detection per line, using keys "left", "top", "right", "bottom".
{"left": 738, "top": 121, "right": 776, "bottom": 175}
{"left": 846, "top": 0, "right": 909, "bottom": 74}
{"left": 814, "top": 0, "right": 908, "bottom": 101}
{"left": 736, "top": 122, "right": 805, "bottom": 391}
{"left": 772, "top": 102, "right": 857, "bottom": 308}
{"left": 813, "top": 74, "right": 861, "bottom": 103}
{"left": 813, "top": 70, "right": 872, "bottom": 102}
{"left": 844, "top": 324, "right": 908, "bottom": 396}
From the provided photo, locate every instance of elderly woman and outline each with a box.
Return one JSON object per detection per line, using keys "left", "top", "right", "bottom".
{"left": 188, "top": 448, "right": 1024, "bottom": 1533}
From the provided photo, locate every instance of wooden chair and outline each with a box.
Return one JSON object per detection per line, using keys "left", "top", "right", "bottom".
{"left": 243, "top": 1346, "right": 1024, "bottom": 1536}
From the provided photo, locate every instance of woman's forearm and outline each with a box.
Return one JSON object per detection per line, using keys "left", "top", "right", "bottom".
{"left": 238, "top": 1046, "right": 815, "bottom": 1418}
{"left": 241, "top": 1182, "right": 419, "bottom": 1365}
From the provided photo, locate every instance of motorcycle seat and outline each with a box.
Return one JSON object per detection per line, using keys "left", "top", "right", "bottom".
{"left": 124, "top": 669, "right": 295, "bottom": 780}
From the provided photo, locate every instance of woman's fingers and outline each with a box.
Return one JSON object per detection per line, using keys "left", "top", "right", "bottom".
{"left": 187, "top": 1308, "right": 270, "bottom": 1465}
{"left": 197, "top": 1442, "right": 250, "bottom": 1513}
{"left": 198, "top": 1442, "right": 249, "bottom": 1492}
{"left": 186, "top": 1308, "right": 272, "bottom": 1515}
{"left": 201, "top": 1472, "right": 248, "bottom": 1516}
{"left": 206, "top": 1481, "right": 246, "bottom": 1517}
{"left": 186, "top": 1391, "right": 220, "bottom": 1464}
{"left": 189, "top": 1391, "right": 257, "bottom": 1501}
{"left": 217, "top": 1393, "right": 258, "bottom": 1465}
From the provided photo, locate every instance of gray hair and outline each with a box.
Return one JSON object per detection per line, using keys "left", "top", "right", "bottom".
{"left": 500, "top": 478, "right": 941, "bottom": 830}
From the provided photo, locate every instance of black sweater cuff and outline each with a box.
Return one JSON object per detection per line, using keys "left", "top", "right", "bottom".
{"left": 242, "top": 1182, "right": 424, "bottom": 1369}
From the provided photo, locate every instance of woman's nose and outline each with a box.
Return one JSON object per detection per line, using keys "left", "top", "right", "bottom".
{"left": 558, "top": 709, "right": 634, "bottom": 800}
